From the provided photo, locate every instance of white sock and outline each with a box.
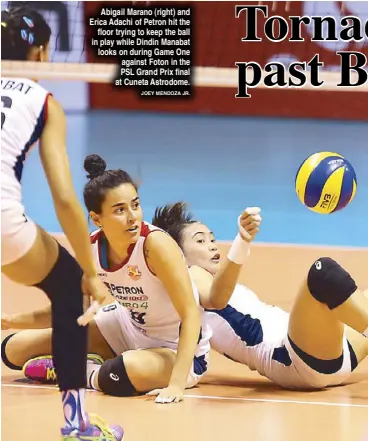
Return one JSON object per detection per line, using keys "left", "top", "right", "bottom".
{"left": 86, "top": 363, "right": 101, "bottom": 391}
{"left": 62, "top": 389, "right": 88, "bottom": 429}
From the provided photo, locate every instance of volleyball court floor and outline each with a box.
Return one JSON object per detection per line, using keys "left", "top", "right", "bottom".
{"left": 2, "top": 240, "right": 368, "bottom": 441}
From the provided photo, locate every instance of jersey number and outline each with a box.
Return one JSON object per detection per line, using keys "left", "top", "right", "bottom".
{"left": 1, "top": 96, "right": 13, "bottom": 129}
{"left": 130, "top": 310, "right": 146, "bottom": 325}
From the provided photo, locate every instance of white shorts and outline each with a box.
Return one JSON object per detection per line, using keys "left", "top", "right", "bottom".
{"left": 1, "top": 201, "right": 37, "bottom": 265}
{"left": 94, "top": 302, "right": 210, "bottom": 389}
{"left": 281, "top": 333, "right": 356, "bottom": 389}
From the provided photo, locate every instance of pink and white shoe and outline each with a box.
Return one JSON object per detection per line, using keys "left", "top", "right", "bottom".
{"left": 23, "top": 354, "right": 104, "bottom": 384}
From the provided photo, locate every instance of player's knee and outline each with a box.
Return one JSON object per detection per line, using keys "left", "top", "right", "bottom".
{"left": 307, "top": 257, "right": 357, "bottom": 310}
{"left": 98, "top": 354, "right": 137, "bottom": 397}
{"left": 35, "top": 244, "right": 83, "bottom": 314}
{"left": 35, "top": 244, "right": 83, "bottom": 304}
{"left": 1, "top": 334, "right": 23, "bottom": 371}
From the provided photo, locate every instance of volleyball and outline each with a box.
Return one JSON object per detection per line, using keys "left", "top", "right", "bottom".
{"left": 295, "top": 152, "right": 357, "bottom": 214}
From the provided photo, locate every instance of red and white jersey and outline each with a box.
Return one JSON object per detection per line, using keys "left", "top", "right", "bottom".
{"left": 90, "top": 222, "right": 211, "bottom": 357}
{"left": 1, "top": 77, "right": 49, "bottom": 207}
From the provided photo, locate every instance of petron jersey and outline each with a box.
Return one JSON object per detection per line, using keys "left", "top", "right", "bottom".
{"left": 90, "top": 222, "right": 211, "bottom": 357}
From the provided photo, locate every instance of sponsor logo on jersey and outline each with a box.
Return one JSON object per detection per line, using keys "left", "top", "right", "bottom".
{"left": 114, "top": 294, "right": 148, "bottom": 302}
{"left": 104, "top": 283, "right": 145, "bottom": 296}
{"left": 102, "top": 304, "right": 118, "bottom": 313}
{"left": 127, "top": 265, "right": 142, "bottom": 281}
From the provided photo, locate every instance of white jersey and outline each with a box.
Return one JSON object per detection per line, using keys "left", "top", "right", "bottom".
{"left": 206, "top": 284, "right": 290, "bottom": 375}
{"left": 206, "top": 284, "right": 357, "bottom": 389}
{"left": 1, "top": 77, "right": 49, "bottom": 207}
{"left": 90, "top": 222, "right": 211, "bottom": 358}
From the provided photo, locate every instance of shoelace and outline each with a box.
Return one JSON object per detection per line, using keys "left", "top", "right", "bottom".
{"left": 88, "top": 414, "right": 116, "bottom": 439}
{"left": 46, "top": 367, "right": 57, "bottom": 381}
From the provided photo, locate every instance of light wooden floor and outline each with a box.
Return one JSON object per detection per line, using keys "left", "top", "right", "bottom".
{"left": 2, "top": 240, "right": 368, "bottom": 441}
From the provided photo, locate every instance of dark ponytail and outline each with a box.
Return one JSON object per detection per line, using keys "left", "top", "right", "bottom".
{"left": 1, "top": 7, "right": 51, "bottom": 60}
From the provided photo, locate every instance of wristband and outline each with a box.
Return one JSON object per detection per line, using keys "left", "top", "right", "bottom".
{"left": 227, "top": 233, "right": 250, "bottom": 265}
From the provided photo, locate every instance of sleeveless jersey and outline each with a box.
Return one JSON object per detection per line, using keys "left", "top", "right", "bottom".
{"left": 1, "top": 77, "right": 49, "bottom": 206}
{"left": 205, "top": 283, "right": 290, "bottom": 376}
{"left": 90, "top": 222, "right": 211, "bottom": 357}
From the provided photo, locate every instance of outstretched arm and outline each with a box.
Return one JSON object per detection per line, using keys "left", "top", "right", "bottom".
{"left": 144, "top": 231, "right": 201, "bottom": 403}
{"left": 195, "top": 208, "right": 262, "bottom": 310}
{"left": 39, "top": 96, "right": 108, "bottom": 323}
{"left": 39, "top": 96, "right": 97, "bottom": 278}
{"left": 2, "top": 305, "right": 52, "bottom": 330}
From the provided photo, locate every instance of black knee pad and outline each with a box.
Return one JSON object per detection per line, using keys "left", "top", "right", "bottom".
{"left": 35, "top": 243, "right": 87, "bottom": 391}
{"left": 98, "top": 355, "right": 136, "bottom": 397}
{"left": 1, "top": 334, "right": 22, "bottom": 371}
{"left": 307, "top": 257, "right": 357, "bottom": 310}
{"left": 35, "top": 243, "right": 83, "bottom": 306}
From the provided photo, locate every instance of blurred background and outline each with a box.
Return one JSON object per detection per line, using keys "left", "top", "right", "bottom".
{"left": 2, "top": 1, "right": 368, "bottom": 247}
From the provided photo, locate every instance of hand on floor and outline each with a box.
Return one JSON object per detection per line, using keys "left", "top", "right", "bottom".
{"left": 146, "top": 384, "right": 184, "bottom": 404}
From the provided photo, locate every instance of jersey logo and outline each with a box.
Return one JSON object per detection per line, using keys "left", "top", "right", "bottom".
{"left": 103, "top": 304, "right": 118, "bottom": 313}
{"left": 130, "top": 310, "right": 146, "bottom": 325}
{"left": 127, "top": 265, "right": 142, "bottom": 281}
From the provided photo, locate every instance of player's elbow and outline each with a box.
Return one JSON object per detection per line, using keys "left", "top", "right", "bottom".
{"left": 210, "top": 297, "right": 228, "bottom": 310}
{"left": 209, "top": 283, "right": 233, "bottom": 309}
{"left": 198, "top": 294, "right": 214, "bottom": 310}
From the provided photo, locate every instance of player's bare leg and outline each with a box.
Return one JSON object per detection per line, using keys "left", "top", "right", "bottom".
{"left": 289, "top": 258, "right": 368, "bottom": 365}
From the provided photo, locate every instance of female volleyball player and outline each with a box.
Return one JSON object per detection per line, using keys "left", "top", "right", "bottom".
{"left": 152, "top": 203, "right": 368, "bottom": 389}
{"left": 1, "top": 6, "right": 123, "bottom": 440}
{"left": 2, "top": 154, "right": 212, "bottom": 402}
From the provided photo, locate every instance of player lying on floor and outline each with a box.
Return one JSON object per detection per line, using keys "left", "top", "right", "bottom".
{"left": 3, "top": 202, "right": 368, "bottom": 390}
{"left": 153, "top": 203, "right": 368, "bottom": 389}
